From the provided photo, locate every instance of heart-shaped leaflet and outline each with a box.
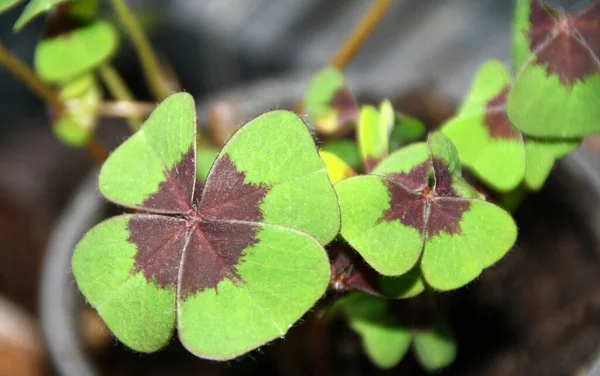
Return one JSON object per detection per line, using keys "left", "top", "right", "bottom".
{"left": 72, "top": 93, "right": 340, "bottom": 360}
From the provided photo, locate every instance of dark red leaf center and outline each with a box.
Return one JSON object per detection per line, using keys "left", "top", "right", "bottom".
{"left": 527, "top": 0, "right": 600, "bottom": 85}
{"left": 129, "top": 150, "right": 270, "bottom": 296}
{"left": 381, "top": 158, "right": 471, "bottom": 237}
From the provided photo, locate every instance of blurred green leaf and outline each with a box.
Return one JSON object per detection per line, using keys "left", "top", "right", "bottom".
{"left": 389, "top": 113, "right": 427, "bottom": 151}
{"left": 413, "top": 321, "right": 457, "bottom": 372}
{"left": 53, "top": 74, "right": 102, "bottom": 147}
{"left": 380, "top": 265, "right": 425, "bottom": 299}
{"left": 35, "top": 20, "right": 119, "bottom": 83}
{"left": 320, "top": 150, "right": 356, "bottom": 184}
{"left": 14, "top": 0, "right": 70, "bottom": 31}
{"left": 344, "top": 293, "right": 412, "bottom": 369}
{"left": 321, "top": 139, "right": 362, "bottom": 171}
{"left": 195, "top": 145, "right": 219, "bottom": 184}
{"left": 304, "top": 66, "right": 358, "bottom": 136}
{"left": 508, "top": 0, "right": 600, "bottom": 138}
{"left": 0, "top": 0, "right": 24, "bottom": 14}
{"left": 357, "top": 100, "right": 394, "bottom": 172}
{"left": 68, "top": 0, "right": 98, "bottom": 21}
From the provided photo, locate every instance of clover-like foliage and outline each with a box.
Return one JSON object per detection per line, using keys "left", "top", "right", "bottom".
{"left": 53, "top": 74, "right": 102, "bottom": 147}
{"left": 508, "top": 0, "right": 600, "bottom": 137}
{"left": 335, "top": 132, "right": 517, "bottom": 290}
{"left": 35, "top": 20, "right": 118, "bottom": 84}
{"left": 442, "top": 60, "right": 579, "bottom": 192}
{"left": 0, "top": 0, "right": 71, "bottom": 31}
{"left": 319, "top": 151, "right": 356, "bottom": 184}
{"left": 304, "top": 66, "right": 358, "bottom": 136}
{"left": 357, "top": 100, "right": 395, "bottom": 172}
{"left": 72, "top": 93, "right": 341, "bottom": 360}
{"left": 340, "top": 293, "right": 456, "bottom": 371}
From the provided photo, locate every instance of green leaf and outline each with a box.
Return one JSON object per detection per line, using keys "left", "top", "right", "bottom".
{"left": 441, "top": 61, "right": 526, "bottom": 192}
{"left": 178, "top": 223, "right": 329, "bottom": 360}
{"left": 304, "top": 66, "right": 358, "bottom": 136}
{"left": 412, "top": 321, "right": 457, "bottom": 372}
{"left": 358, "top": 100, "right": 395, "bottom": 172}
{"left": 344, "top": 293, "right": 412, "bottom": 369}
{"left": 0, "top": 0, "right": 23, "bottom": 14}
{"left": 507, "top": 0, "right": 600, "bottom": 138}
{"left": 321, "top": 139, "right": 362, "bottom": 171}
{"left": 99, "top": 93, "right": 197, "bottom": 213}
{"left": 195, "top": 145, "right": 219, "bottom": 184}
{"left": 75, "top": 94, "right": 339, "bottom": 360}
{"left": 34, "top": 21, "right": 119, "bottom": 83}
{"left": 320, "top": 150, "right": 356, "bottom": 184}
{"left": 14, "top": 0, "right": 70, "bottom": 31}
{"left": 68, "top": 0, "right": 98, "bottom": 22}
{"left": 53, "top": 74, "right": 102, "bottom": 147}
{"left": 72, "top": 215, "right": 178, "bottom": 352}
{"left": 389, "top": 113, "right": 427, "bottom": 151}
{"left": 523, "top": 138, "right": 579, "bottom": 191}
{"left": 380, "top": 265, "right": 425, "bottom": 299}
{"left": 336, "top": 133, "right": 517, "bottom": 290}
{"left": 212, "top": 110, "right": 340, "bottom": 245}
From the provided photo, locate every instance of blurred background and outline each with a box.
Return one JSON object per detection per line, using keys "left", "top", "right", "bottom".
{"left": 2, "top": 1, "right": 600, "bottom": 375}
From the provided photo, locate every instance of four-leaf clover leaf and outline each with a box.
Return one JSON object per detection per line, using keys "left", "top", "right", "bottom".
{"left": 72, "top": 93, "right": 341, "bottom": 360}
{"left": 335, "top": 132, "right": 518, "bottom": 290}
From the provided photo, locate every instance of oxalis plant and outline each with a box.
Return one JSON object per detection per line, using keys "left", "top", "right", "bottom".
{"left": 1, "top": 0, "right": 600, "bottom": 372}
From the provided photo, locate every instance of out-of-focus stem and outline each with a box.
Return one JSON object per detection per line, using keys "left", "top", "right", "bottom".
{"left": 295, "top": 0, "right": 393, "bottom": 114}
{"left": 86, "top": 138, "right": 110, "bottom": 166}
{"left": 110, "top": 0, "right": 170, "bottom": 101}
{"left": 0, "top": 41, "right": 64, "bottom": 113}
{"left": 99, "top": 64, "right": 144, "bottom": 132}
{"left": 99, "top": 101, "right": 155, "bottom": 120}
{"left": 329, "top": 0, "right": 393, "bottom": 70}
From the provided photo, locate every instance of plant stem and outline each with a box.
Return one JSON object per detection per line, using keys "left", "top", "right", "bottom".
{"left": 0, "top": 44, "right": 108, "bottom": 165}
{"left": 294, "top": 0, "right": 392, "bottom": 114}
{"left": 99, "top": 64, "right": 144, "bottom": 132}
{"left": 110, "top": 0, "right": 170, "bottom": 101}
{"left": 0, "top": 41, "right": 64, "bottom": 113}
{"left": 86, "top": 138, "right": 109, "bottom": 166}
{"left": 330, "top": 0, "right": 393, "bottom": 70}
{"left": 99, "top": 100, "right": 155, "bottom": 120}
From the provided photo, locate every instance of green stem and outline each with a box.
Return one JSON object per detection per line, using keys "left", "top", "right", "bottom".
{"left": 0, "top": 41, "right": 64, "bottom": 113}
{"left": 0, "top": 42, "right": 108, "bottom": 165}
{"left": 99, "top": 64, "right": 143, "bottom": 132}
{"left": 330, "top": 0, "right": 393, "bottom": 70}
{"left": 110, "top": 0, "right": 170, "bottom": 101}
{"left": 294, "top": 0, "right": 392, "bottom": 114}
{"left": 99, "top": 100, "right": 155, "bottom": 120}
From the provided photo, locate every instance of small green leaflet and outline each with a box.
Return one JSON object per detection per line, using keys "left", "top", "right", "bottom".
{"left": 341, "top": 293, "right": 456, "bottom": 370}
{"left": 0, "top": 0, "right": 23, "bottom": 13}
{"left": 34, "top": 20, "right": 119, "bottom": 83}
{"left": 13, "top": 0, "right": 70, "bottom": 31}
{"left": 336, "top": 132, "right": 517, "bottom": 290}
{"left": 389, "top": 113, "right": 427, "bottom": 152}
{"left": 357, "top": 100, "right": 394, "bottom": 173}
{"left": 53, "top": 73, "right": 102, "bottom": 147}
{"left": 195, "top": 145, "right": 219, "bottom": 184}
{"left": 442, "top": 60, "right": 579, "bottom": 192}
{"left": 304, "top": 66, "right": 358, "bottom": 136}
{"left": 319, "top": 150, "right": 356, "bottom": 184}
{"left": 321, "top": 139, "right": 362, "bottom": 171}
{"left": 380, "top": 265, "right": 425, "bottom": 299}
{"left": 508, "top": 0, "right": 600, "bottom": 137}
{"left": 73, "top": 93, "right": 341, "bottom": 360}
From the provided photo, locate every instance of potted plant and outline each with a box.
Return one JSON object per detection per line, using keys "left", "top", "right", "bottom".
{"left": 2, "top": 0, "right": 600, "bottom": 374}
